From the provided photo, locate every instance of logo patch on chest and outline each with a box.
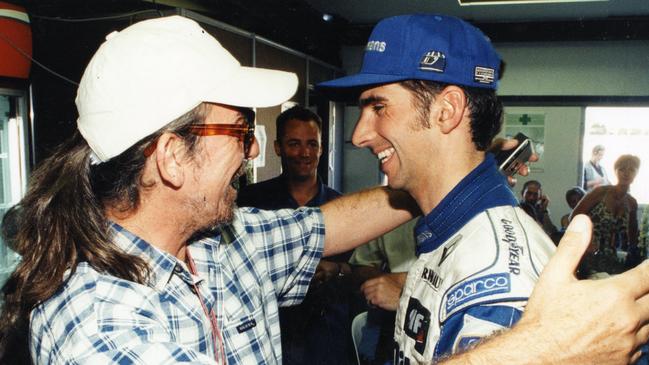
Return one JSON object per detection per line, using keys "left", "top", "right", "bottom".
{"left": 501, "top": 218, "right": 525, "bottom": 275}
{"left": 404, "top": 298, "right": 430, "bottom": 355}
{"left": 438, "top": 234, "right": 462, "bottom": 267}
{"left": 420, "top": 267, "right": 443, "bottom": 290}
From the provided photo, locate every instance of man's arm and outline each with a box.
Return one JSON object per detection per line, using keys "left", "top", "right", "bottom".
{"left": 321, "top": 138, "right": 530, "bottom": 257}
{"left": 321, "top": 187, "right": 419, "bottom": 256}
{"left": 571, "top": 187, "right": 604, "bottom": 219}
{"left": 438, "top": 215, "right": 649, "bottom": 365}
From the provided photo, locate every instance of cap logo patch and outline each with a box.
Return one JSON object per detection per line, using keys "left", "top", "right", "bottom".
{"left": 419, "top": 51, "right": 446, "bottom": 73}
{"left": 365, "top": 40, "right": 386, "bottom": 52}
{"left": 474, "top": 66, "right": 495, "bottom": 84}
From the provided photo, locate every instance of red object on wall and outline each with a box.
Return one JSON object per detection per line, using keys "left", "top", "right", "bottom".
{"left": 0, "top": 1, "right": 31, "bottom": 79}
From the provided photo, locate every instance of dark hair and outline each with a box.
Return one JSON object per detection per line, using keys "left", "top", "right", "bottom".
{"left": 276, "top": 105, "right": 322, "bottom": 142}
{"left": 565, "top": 186, "right": 586, "bottom": 202}
{"left": 522, "top": 179, "right": 542, "bottom": 194}
{"left": 399, "top": 80, "right": 503, "bottom": 151}
{"left": 0, "top": 103, "right": 208, "bottom": 363}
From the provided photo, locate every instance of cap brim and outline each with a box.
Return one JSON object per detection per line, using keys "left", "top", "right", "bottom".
{"left": 207, "top": 66, "right": 298, "bottom": 108}
{"left": 318, "top": 73, "right": 410, "bottom": 89}
{"left": 316, "top": 73, "right": 411, "bottom": 102}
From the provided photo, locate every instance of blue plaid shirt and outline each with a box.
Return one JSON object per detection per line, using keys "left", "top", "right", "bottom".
{"left": 30, "top": 207, "right": 325, "bottom": 364}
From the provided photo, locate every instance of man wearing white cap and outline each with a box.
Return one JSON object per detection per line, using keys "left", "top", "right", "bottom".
{"left": 0, "top": 16, "right": 415, "bottom": 365}
{"left": 0, "top": 14, "right": 648, "bottom": 365}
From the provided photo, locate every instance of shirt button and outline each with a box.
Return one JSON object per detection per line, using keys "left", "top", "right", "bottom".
{"left": 173, "top": 265, "right": 183, "bottom": 274}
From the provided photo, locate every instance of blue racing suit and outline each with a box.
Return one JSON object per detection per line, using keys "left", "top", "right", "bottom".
{"left": 393, "top": 155, "right": 556, "bottom": 364}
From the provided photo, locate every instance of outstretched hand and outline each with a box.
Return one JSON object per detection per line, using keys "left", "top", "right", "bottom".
{"left": 519, "top": 214, "right": 649, "bottom": 364}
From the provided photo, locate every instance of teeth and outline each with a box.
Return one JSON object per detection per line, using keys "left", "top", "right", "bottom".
{"left": 377, "top": 147, "right": 395, "bottom": 162}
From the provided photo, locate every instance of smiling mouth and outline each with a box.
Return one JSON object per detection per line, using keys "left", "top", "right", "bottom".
{"left": 377, "top": 147, "right": 395, "bottom": 164}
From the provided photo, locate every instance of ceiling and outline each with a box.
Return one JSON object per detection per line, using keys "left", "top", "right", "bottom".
{"left": 18, "top": 0, "right": 649, "bottom": 67}
{"left": 302, "top": 0, "right": 649, "bottom": 24}
{"left": 299, "top": 0, "right": 649, "bottom": 60}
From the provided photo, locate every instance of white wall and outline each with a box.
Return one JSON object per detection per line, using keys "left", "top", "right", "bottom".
{"left": 502, "top": 106, "right": 583, "bottom": 225}
{"left": 497, "top": 41, "right": 649, "bottom": 97}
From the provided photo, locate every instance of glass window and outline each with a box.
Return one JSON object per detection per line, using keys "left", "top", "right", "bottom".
{"left": 583, "top": 107, "right": 649, "bottom": 204}
{"left": 0, "top": 93, "right": 29, "bottom": 288}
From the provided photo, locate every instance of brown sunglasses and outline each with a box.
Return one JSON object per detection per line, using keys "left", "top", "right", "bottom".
{"left": 144, "top": 108, "right": 256, "bottom": 157}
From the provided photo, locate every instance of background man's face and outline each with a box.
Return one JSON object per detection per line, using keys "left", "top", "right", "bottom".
{"left": 523, "top": 184, "right": 541, "bottom": 204}
{"left": 275, "top": 119, "right": 322, "bottom": 181}
{"left": 567, "top": 193, "right": 583, "bottom": 209}
{"left": 593, "top": 149, "right": 605, "bottom": 162}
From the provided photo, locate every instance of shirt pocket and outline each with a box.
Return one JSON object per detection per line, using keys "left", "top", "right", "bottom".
{"left": 221, "top": 303, "right": 275, "bottom": 363}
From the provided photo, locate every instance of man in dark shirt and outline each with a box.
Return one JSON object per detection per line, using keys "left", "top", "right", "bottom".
{"left": 519, "top": 179, "right": 558, "bottom": 236}
{"left": 237, "top": 106, "right": 340, "bottom": 209}
{"left": 238, "top": 105, "right": 353, "bottom": 365}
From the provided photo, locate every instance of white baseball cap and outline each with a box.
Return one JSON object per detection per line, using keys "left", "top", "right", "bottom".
{"left": 76, "top": 15, "right": 298, "bottom": 162}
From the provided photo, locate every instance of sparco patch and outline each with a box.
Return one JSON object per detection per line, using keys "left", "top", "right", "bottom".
{"left": 445, "top": 273, "right": 511, "bottom": 313}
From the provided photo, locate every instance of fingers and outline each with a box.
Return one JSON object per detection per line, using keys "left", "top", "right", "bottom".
{"left": 635, "top": 322, "right": 649, "bottom": 349}
{"left": 499, "top": 138, "right": 518, "bottom": 151}
{"left": 528, "top": 152, "right": 539, "bottom": 163}
{"left": 487, "top": 137, "right": 507, "bottom": 154}
{"left": 516, "top": 164, "right": 529, "bottom": 177}
{"left": 538, "top": 215, "right": 592, "bottom": 283}
{"left": 615, "top": 261, "right": 649, "bottom": 301}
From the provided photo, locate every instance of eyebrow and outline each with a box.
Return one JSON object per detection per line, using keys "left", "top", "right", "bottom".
{"left": 358, "top": 95, "right": 387, "bottom": 108}
{"left": 285, "top": 138, "right": 320, "bottom": 143}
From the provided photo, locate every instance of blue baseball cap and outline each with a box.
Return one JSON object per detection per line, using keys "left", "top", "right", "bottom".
{"left": 318, "top": 14, "right": 501, "bottom": 93}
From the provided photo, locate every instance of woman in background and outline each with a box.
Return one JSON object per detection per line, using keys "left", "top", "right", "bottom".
{"left": 573, "top": 154, "right": 641, "bottom": 276}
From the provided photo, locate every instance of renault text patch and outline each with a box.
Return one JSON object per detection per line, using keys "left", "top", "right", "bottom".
{"left": 419, "top": 51, "right": 446, "bottom": 73}
{"left": 474, "top": 66, "right": 495, "bottom": 84}
{"left": 445, "top": 273, "right": 510, "bottom": 312}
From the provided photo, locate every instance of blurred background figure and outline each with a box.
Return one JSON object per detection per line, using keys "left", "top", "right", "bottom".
{"left": 519, "top": 180, "right": 558, "bottom": 236}
{"left": 583, "top": 145, "right": 610, "bottom": 192}
{"left": 573, "top": 154, "right": 641, "bottom": 277}
{"left": 348, "top": 219, "right": 417, "bottom": 365}
{"left": 561, "top": 186, "right": 587, "bottom": 229}
{"left": 238, "top": 105, "right": 354, "bottom": 365}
